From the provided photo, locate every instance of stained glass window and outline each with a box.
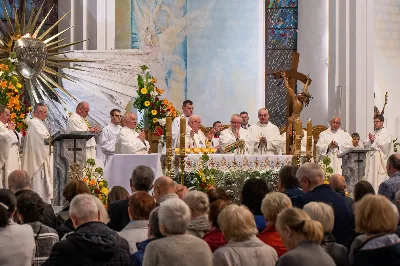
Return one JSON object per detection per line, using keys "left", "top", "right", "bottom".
{"left": 265, "top": 0, "right": 298, "bottom": 128}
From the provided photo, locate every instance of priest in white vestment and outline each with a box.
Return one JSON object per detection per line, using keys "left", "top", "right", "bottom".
{"left": 67, "top": 102, "right": 100, "bottom": 160}
{"left": 176, "top": 115, "right": 212, "bottom": 148}
{"left": 115, "top": 112, "right": 149, "bottom": 154}
{"left": 219, "top": 114, "right": 254, "bottom": 154}
{"left": 21, "top": 103, "right": 53, "bottom": 203}
{"left": 316, "top": 116, "right": 353, "bottom": 175}
{"left": 364, "top": 115, "right": 393, "bottom": 192}
{"left": 211, "top": 121, "right": 223, "bottom": 148}
{"left": 99, "top": 109, "right": 122, "bottom": 165}
{"left": 0, "top": 106, "right": 13, "bottom": 188}
{"left": 172, "top": 100, "right": 193, "bottom": 147}
{"left": 249, "top": 108, "right": 283, "bottom": 155}
{"left": 4, "top": 126, "right": 20, "bottom": 185}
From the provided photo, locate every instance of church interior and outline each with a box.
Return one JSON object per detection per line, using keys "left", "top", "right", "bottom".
{"left": 0, "top": 0, "right": 400, "bottom": 265}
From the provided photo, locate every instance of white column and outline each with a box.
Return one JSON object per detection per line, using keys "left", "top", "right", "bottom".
{"left": 96, "top": 0, "right": 106, "bottom": 50}
{"left": 258, "top": 0, "right": 265, "bottom": 109}
{"left": 106, "top": 0, "right": 116, "bottom": 50}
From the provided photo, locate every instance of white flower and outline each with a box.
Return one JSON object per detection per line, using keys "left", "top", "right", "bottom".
{"left": 0, "top": 71, "right": 3, "bottom": 76}
{"left": 150, "top": 91, "right": 158, "bottom": 96}
{"left": 8, "top": 57, "right": 17, "bottom": 63}
{"left": 144, "top": 69, "right": 150, "bottom": 74}
{"left": 159, "top": 118, "right": 166, "bottom": 126}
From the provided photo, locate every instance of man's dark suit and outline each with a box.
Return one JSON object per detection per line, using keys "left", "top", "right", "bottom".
{"left": 294, "top": 184, "right": 354, "bottom": 248}
{"left": 107, "top": 199, "right": 129, "bottom": 232}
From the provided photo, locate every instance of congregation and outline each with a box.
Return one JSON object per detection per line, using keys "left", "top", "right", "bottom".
{"left": 1, "top": 99, "right": 400, "bottom": 266}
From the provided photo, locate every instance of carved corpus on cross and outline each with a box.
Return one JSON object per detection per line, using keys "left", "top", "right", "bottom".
{"left": 272, "top": 52, "right": 312, "bottom": 155}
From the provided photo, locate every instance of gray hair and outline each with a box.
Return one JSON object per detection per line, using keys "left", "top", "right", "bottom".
{"left": 149, "top": 207, "right": 162, "bottom": 238}
{"left": 131, "top": 165, "right": 155, "bottom": 191}
{"left": 304, "top": 202, "right": 334, "bottom": 233}
{"left": 158, "top": 199, "right": 191, "bottom": 235}
{"left": 182, "top": 191, "right": 209, "bottom": 214}
{"left": 296, "top": 163, "right": 324, "bottom": 184}
{"left": 33, "top": 102, "right": 46, "bottom": 113}
{"left": 93, "top": 196, "right": 108, "bottom": 224}
{"left": 396, "top": 190, "right": 400, "bottom": 202}
{"left": 8, "top": 170, "right": 31, "bottom": 192}
{"left": 69, "top": 194, "right": 99, "bottom": 223}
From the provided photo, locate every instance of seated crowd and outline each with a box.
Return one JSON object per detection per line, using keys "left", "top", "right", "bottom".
{"left": 1, "top": 156, "right": 400, "bottom": 266}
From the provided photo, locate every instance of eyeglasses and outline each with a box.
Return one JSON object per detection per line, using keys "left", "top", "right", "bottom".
{"left": 113, "top": 115, "right": 121, "bottom": 118}
{"left": 258, "top": 114, "right": 268, "bottom": 117}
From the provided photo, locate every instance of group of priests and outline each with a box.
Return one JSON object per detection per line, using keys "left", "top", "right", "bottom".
{"left": 0, "top": 99, "right": 394, "bottom": 204}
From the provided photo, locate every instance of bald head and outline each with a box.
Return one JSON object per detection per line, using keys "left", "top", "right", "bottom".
{"left": 188, "top": 115, "right": 201, "bottom": 132}
{"left": 258, "top": 108, "right": 270, "bottom": 124}
{"left": 123, "top": 112, "right": 137, "bottom": 129}
{"left": 329, "top": 116, "right": 342, "bottom": 131}
{"left": 8, "top": 170, "right": 31, "bottom": 193}
{"left": 153, "top": 176, "right": 176, "bottom": 202}
{"left": 76, "top": 101, "right": 89, "bottom": 118}
{"left": 329, "top": 174, "right": 346, "bottom": 191}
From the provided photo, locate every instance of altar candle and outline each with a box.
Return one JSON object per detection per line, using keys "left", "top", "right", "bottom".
{"left": 180, "top": 116, "right": 186, "bottom": 133}
{"left": 307, "top": 119, "right": 312, "bottom": 138}
{"left": 295, "top": 119, "right": 302, "bottom": 136}
{"left": 166, "top": 117, "right": 172, "bottom": 133}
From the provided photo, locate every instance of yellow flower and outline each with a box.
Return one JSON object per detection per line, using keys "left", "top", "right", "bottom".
{"left": 153, "top": 118, "right": 158, "bottom": 123}
{"left": 144, "top": 101, "right": 150, "bottom": 107}
{"left": 28, "top": 106, "right": 32, "bottom": 111}
{"left": 201, "top": 177, "right": 206, "bottom": 182}
{"left": 101, "top": 187, "right": 109, "bottom": 194}
{"left": 140, "top": 88, "right": 148, "bottom": 94}
{"left": 16, "top": 83, "right": 22, "bottom": 89}
{"left": 99, "top": 181, "right": 103, "bottom": 187}
{"left": 151, "top": 110, "right": 157, "bottom": 115}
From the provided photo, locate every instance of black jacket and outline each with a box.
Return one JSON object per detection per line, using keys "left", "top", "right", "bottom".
{"left": 43, "top": 221, "right": 131, "bottom": 266}
{"left": 107, "top": 199, "right": 130, "bottom": 232}
{"left": 15, "top": 189, "right": 57, "bottom": 229}
{"left": 322, "top": 232, "right": 350, "bottom": 266}
{"left": 294, "top": 184, "right": 354, "bottom": 247}
{"left": 353, "top": 235, "right": 400, "bottom": 266}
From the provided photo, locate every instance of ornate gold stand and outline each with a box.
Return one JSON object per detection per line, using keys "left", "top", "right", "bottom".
{"left": 179, "top": 132, "right": 186, "bottom": 185}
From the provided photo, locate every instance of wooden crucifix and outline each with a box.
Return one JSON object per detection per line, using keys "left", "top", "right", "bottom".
{"left": 272, "top": 52, "right": 312, "bottom": 154}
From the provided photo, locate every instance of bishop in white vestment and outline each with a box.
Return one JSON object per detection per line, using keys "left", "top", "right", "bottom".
{"left": 172, "top": 100, "right": 193, "bottom": 147}
{"left": 99, "top": 109, "right": 122, "bottom": 165}
{"left": 115, "top": 113, "right": 149, "bottom": 154}
{"left": 316, "top": 116, "right": 352, "bottom": 174}
{"left": 364, "top": 115, "right": 393, "bottom": 192}
{"left": 21, "top": 103, "right": 53, "bottom": 203}
{"left": 219, "top": 114, "right": 254, "bottom": 154}
{"left": 249, "top": 108, "right": 283, "bottom": 155}
{"left": 67, "top": 102, "right": 100, "bottom": 160}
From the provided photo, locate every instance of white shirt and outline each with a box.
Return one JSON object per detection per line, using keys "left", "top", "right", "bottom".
{"left": 172, "top": 117, "right": 189, "bottom": 147}
{"left": 67, "top": 112, "right": 96, "bottom": 148}
{"left": 219, "top": 127, "right": 254, "bottom": 154}
{"left": 99, "top": 123, "right": 121, "bottom": 155}
{"left": 176, "top": 126, "right": 207, "bottom": 149}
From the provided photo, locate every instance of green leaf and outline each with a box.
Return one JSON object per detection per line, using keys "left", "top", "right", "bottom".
{"left": 140, "top": 65, "right": 148, "bottom": 72}
{"left": 138, "top": 75, "right": 144, "bottom": 88}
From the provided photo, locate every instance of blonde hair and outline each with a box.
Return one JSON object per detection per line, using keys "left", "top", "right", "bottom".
{"left": 261, "top": 192, "right": 292, "bottom": 222}
{"left": 303, "top": 202, "right": 334, "bottom": 233}
{"left": 355, "top": 195, "right": 398, "bottom": 234}
{"left": 218, "top": 204, "right": 258, "bottom": 242}
{"left": 93, "top": 197, "right": 109, "bottom": 224}
{"left": 276, "top": 208, "right": 324, "bottom": 244}
{"left": 182, "top": 191, "right": 209, "bottom": 214}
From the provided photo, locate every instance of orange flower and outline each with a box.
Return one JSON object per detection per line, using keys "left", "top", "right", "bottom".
{"left": 19, "top": 113, "right": 25, "bottom": 119}
{"left": 152, "top": 78, "right": 157, "bottom": 83}
{"left": 163, "top": 99, "right": 169, "bottom": 105}
{"left": 156, "top": 88, "right": 164, "bottom": 94}
{"left": 10, "top": 113, "right": 16, "bottom": 119}
{"left": 0, "top": 81, "right": 7, "bottom": 89}
{"left": 89, "top": 179, "right": 96, "bottom": 186}
{"left": 83, "top": 177, "right": 89, "bottom": 184}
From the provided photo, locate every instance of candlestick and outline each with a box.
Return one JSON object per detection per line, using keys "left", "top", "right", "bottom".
{"left": 166, "top": 117, "right": 172, "bottom": 132}
{"left": 294, "top": 119, "right": 302, "bottom": 166}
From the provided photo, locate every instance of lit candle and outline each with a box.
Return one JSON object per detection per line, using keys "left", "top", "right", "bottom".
{"left": 307, "top": 119, "right": 312, "bottom": 137}
{"left": 180, "top": 116, "right": 186, "bottom": 154}
{"left": 306, "top": 119, "right": 312, "bottom": 157}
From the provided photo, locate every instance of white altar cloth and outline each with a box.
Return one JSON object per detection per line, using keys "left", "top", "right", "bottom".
{"left": 104, "top": 154, "right": 163, "bottom": 192}
{"left": 185, "top": 154, "right": 293, "bottom": 172}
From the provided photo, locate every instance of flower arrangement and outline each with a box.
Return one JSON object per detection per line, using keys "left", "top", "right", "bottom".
{"left": 321, "top": 157, "right": 333, "bottom": 184}
{"left": 0, "top": 52, "right": 29, "bottom": 133}
{"left": 133, "top": 65, "right": 178, "bottom": 135}
{"left": 81, "top": 159, "right": 109, "bottom": 206}
{"left": 182, "top": 153, "right": 216, "bottom": 192}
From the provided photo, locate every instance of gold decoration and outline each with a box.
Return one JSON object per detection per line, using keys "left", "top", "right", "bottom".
{"left": 223, "top": 140, "right": 246, "bottom": 154}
